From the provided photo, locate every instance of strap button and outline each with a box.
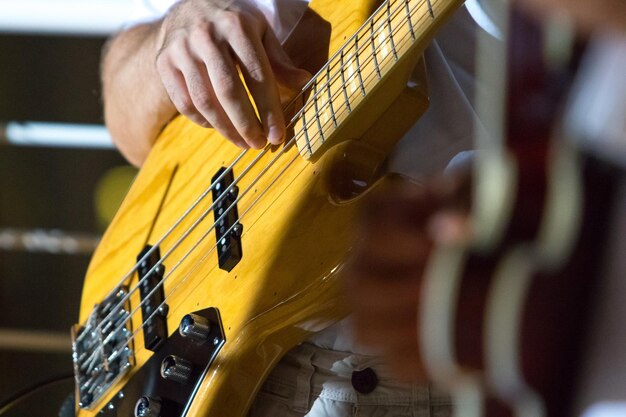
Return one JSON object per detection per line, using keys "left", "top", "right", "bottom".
{"left": 351, "top": 367, "right": 379, "bottom": 394}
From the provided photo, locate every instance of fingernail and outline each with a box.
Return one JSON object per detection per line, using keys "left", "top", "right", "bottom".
{"left": 267, "top": 125, "right": 284, "bottom": 144}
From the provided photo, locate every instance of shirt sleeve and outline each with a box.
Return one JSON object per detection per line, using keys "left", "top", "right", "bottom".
{"left": 130, "top": 0, "right": 177, "bottom": 23}
{"left": 565, "top": 33, "right": 626, "bottom": 167}
{"left": 256, "top": 0, "right": 309, "bottom": 42}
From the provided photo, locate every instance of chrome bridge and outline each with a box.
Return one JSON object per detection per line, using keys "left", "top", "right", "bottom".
{"left": 72, "top": 287, "right": 134, "bottom": 409}
{"left": 93, "top": 308, "right": 225, "bottom": 417}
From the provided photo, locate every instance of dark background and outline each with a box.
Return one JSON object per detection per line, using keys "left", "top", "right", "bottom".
{"left": 0, "top": 33, "right": 131, "bottom": 416}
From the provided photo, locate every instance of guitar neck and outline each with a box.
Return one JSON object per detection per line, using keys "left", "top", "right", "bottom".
{"left": 295, "top": 0, "right": 463, "bottom": 159}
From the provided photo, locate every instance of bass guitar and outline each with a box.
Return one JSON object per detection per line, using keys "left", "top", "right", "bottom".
{"left": 70, "top": 0, "right": 463, "bottom": 416}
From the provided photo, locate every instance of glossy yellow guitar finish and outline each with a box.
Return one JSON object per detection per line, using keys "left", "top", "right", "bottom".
{"left": 75, "top": 0, "right": 462, "bottom": 415}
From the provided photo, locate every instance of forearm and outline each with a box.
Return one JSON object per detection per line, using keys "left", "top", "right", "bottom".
{"left": 101, "top": 21, "right": 175, "bottom": 167}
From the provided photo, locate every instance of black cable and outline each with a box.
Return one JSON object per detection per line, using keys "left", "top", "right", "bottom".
{"left": 0, "top": 373, "right": 74, "bottom": 416}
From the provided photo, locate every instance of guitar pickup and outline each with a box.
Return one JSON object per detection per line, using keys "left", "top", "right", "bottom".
{"left": 211, "top": 167, "right": 243, "bottom": 272}
{"left": 137, "top": 245, "right": 168, "bottom": 352}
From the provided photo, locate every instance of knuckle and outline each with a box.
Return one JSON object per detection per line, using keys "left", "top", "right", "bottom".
{"left": 190, "top": 21, "right": 216, "bottom": 44}
{"left": 214, "top": 74, "right": 238, "bottom": 98}
{"left": 245, "top": 64, "right": 266, "bottom": 82}
{"left": 237, "top": 119, "right": 262, "bottom": 140}
{"left": 204, "top": 109, "right": 222, "bottom": 126}
{"left": 247, "top": 8, "right": 266, "bottom": 24}
{"left": 240, "top": 7, "right": 266, "bottom": 33}
{"left": 155, "top": 51, "right": 172, "bottom": 72}
{"left": 165, "top": 35, "right": 188, "bottom": 53}
{"left": 220, "top": 11, "right": 246, "bottom": 33}
{"left": 206, "top": 56, "right": 235, "bottom": 84}
{"left": 177, "top": 98, "right": 195, "bottom": 115}
{"left": 193, "top": 91, "right": 214, "bottom": 111}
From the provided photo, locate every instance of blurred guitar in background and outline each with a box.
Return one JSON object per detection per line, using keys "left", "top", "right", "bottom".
{"left": 418, "top": 3, "right": 626, "bottom": 417}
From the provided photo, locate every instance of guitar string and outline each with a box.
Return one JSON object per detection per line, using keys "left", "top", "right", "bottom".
{"left": 75, "top": 0, "right": 414, "bottom": 349}
{"left": 81, "top": 2, "right": 431, "bottom": 379}
{"left": 97, "top": 0, "right": 439, "bottom": 369}
{"left": 72, "top": 150, "right": 250, "bottom": 346}
{"left": 81, "top": 0, "right": 433, "bottom": 373}
{"left": 77, "top": 0, "right": 427, "bottom": 354}
{"left": 78, "top": 0, "right": 433, "bottom": 372}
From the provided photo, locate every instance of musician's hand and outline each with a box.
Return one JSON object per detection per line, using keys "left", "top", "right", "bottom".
{"left": 155, "top": 0, "right": 311, "bottom": 149}
{"left": 346, "top": 175, "right": 471, "bottom": 381}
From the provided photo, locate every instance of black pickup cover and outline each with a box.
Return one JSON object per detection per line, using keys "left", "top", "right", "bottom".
{"left": 211, "top": 167, "right": 243, "bottom": 271}
{"left": 137, "top": 245, "right": 168, "bottom": 351}
{"left": 95, "top": 308, "right": 226, "bottom": 417}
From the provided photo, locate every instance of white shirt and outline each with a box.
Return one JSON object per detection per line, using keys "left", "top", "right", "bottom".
{"left": 566, "top": 32, "right": 626, "bottom": 168}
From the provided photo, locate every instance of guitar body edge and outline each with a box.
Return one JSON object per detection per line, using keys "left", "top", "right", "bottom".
{"left": 75, "top": 1, "right": 415, "bottom": 416}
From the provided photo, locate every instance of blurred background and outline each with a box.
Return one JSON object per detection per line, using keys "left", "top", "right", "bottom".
{"left": 0, "top": 1, "right": 625, "bottom": 417}
{"left": 0, "top": 1, "right": 140, "bottom": 414}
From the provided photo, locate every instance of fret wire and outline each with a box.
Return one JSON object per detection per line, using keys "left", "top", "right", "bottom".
{"left": 312, "top": 79, "right": 326, "bottom": 143}
{"left": 297, "top": 0, "right": 426, "bottom": 149}
{"left": 80, "top": 1, "right": 409, "bottom": 333}
{"left": 326, "top": 65, "right": 338, "bottom": 127}
{"left": 76, "top": 0, "right": 402, "bottom": 322}
{"left": 369, "top": 19, "right": 382, "bottom": 79}
{"left": 404, "top": 0, "right": 416, "bottom": 40}
{"left": 87, "top": 0, "right": 445, "bottom": 364}
{"left": 339, "top": 49, "right": 352, "bottom": 112}
{"left": 354, "top": 35, "right": 367, "bottom": 96}
{"left": 426, "top": 0, "right": 435, "bottom": 18}
{"left": 386, "top": 1, "right": 399, "bottom": 60}
{"left": 295, "top": 0, "right": 428, "bottom": 142}
{"left": 82, "top": 0, "right": 445, "bottom": 364}
{"left": 301, "top": 105, "right": 313, "bottom": 155}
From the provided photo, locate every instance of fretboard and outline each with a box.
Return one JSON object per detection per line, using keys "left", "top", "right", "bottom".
{"left": 294, "top": 0, "right": 462, "bottom": 159}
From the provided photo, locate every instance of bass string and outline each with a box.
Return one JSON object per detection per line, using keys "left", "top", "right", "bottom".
{"left": 131, "top": 0, "right": 425, "bottom": 291}
{"left": 81, "top": 0, "right": 434, "bottom": 360}
{"left": 288, "top": 0, "right": 428, "bottom": 154}
{"left": 78, "top": 66, "right": 313, "bottom": 346}
{"left": 72, "top": 150, "right": 249, "bottom": 345}
{"left": 87, "top": 0, "right": 434, "bottom": 369}
{"left": 99, "top": 0, "right": 439, "bottom": 363}
{"left": 79, "top": 50, "right": 321, "bottom": 340}
{"left": 78, "top": 0, "right": 430, "bottom": 351}
{"left": 99, "top": 0, "right": 431, "bottom": 341}
{"left": 88, "top": 0, "right": 436, "bottom": 364}
{"left": 77, "top": 76, "right": 317, "bottom": 347}
{"left": 92, "top": 127, "right": 306, "bottom": 368}
{"left": 105, "top": 150, "right": 304, "bottom": 365}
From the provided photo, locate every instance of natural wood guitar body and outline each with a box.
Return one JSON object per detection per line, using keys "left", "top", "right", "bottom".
{"left": 75, "top": 0, "right": 462, "bottom": 415}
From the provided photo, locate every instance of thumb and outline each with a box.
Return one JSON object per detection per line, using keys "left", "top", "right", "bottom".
{"left": 263, "top": 29, "right": 311, "bottom": 92}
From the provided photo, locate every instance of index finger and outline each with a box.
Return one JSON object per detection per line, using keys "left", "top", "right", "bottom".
{"left": 228, "top": 23, "right": 286, "bottom": 145}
